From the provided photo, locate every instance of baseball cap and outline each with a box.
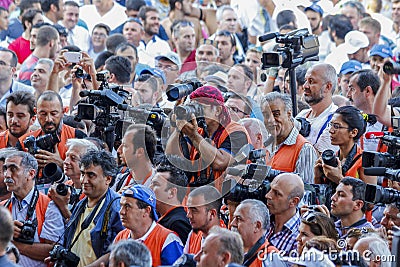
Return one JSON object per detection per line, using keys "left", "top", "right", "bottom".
{"left": 339, "top": 60, "right": 362, "bottom": 75}
{"left": 341, "top": 31, "right": 369, "bottom": 54}
{"left": 369, "top": 44, "right": 393, "bottom": 58}
{"left": 304, "top": 4, "right": 324, "bottom": 16}
{"left": 285, "top": 248, "right": 335, "bottom": 267}
{"left": 155, "top": 51, "right": 182, "bottom": 67}
{"left": 122, "top": 185, "right": 158, "bottom": 221}
{"left": 138, "top": 66, "right": 167, "bottom": 84}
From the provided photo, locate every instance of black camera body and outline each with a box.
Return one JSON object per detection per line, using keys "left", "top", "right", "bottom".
{"left": 174, "top": 103, "right": 204, "bottom": 121}
{"left": 260, "top": 28, "right": 319, "bottom": 69}
{"left": 365, "top": 183, "right": 400, "bottom": 208}
{"left": 49, "top": 244, "right": 80, "bottom": 267}
{"left": 24, "top": 132, "right": 60, "bottom": 154}
{"left": 15, "top": 219, "right": 37, "bottom": 244}
{"left": 383, "top": 59, "right": 400, "bottom": 75}
{"left": 321, "top": 149, "right": 338, "bottom": 167}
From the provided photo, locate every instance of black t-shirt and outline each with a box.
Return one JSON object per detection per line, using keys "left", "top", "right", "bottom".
{"left": 158, "top": 206, "right": 192, "bottom": 244}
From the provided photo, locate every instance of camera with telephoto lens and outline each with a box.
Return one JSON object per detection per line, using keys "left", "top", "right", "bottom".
{"left": 23, "top": 132, "right": 60, "bottom": 155}
{"left": 383, "top": 59, "right": 400, "bottom": 75}
{"left": 223, "top": 164, "right": 283, "bottom": 203}
{"left": 14, "top": 219, "right": 37, "bottom": 244}
{"left": 364, "top": 183, "right": 400, "bottom": 209}
{"left": 174, "top": 102, "right": 204, "bottom": 122}
{"left": 166, "top": 78, "right": 203, "bottom": 101}
{"left": 43, "top": 163, "right": 80, "bottom": 205}
{"left": 49, "top": 244, "right": 80, "bottom": 267}
{"left": 321, "top": 149, "right": 338, "bottom": 167}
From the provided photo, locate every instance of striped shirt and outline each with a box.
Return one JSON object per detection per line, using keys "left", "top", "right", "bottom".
{"left": 266, "top": 211, "right": 300, "bottom": 256}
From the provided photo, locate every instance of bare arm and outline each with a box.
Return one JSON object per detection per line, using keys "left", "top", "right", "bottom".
{"left": 372, "top": 62, "right": 393, "bottom": 127}
{"left": 13, "top": 240, "right": 54, "bottom": 261}
{"left": 86, "top": 252, "right": 110, "bottom": 267}
{"left": 47, "top": 51, "right": 70, "bottom": 93}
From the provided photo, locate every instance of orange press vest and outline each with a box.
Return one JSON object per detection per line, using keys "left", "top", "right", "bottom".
{"left": 249, "top": 239, "right": 279, "bottom": 267}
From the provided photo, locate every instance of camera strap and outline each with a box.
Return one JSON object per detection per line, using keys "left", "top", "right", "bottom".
{"left": 68, "top": 192, "right": 107, "bottom": 250}
{"left": 26, "top": 187, "right": 39, "bottom": 222}
{"left": 339, "top": 144, "right": 362, "bottom": 176}
{"left": 100, "top": 196, "right": 121, "bottom": 240}
{"left": 315, "top": 113, "right": 333, "bottom": 145}
{"left": 243, "top": 235, "right": 266, "bottom": 266}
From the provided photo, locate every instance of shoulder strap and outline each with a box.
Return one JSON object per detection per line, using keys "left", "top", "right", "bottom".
{"left": 315, "top": 113, "right": 333, "bottom": 144}
{"left": 243, "top": 236, "right": 265, "bottom": 267}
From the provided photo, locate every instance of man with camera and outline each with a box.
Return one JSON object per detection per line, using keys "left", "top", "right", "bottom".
{"left": 330, "top": 177, "right": 374, "bottom": 238}
{"left": 262, "top": 92, "right": 317, "bottom": 183}
{"left": 165, "top": 85, "right": 249, "bottom": 191}
{"left": 0, "top": 91, "right": 36, "bottom": 149}
{"left": 19, "top": 91, "right": 86, "bottom": 169}
{"left": 1, "top": 151, "right": 64, "bottom": 267}
{"left": 48, "top": 139, "right": 99, "bottom": 220}
{"left": 61, "top": 150, "right": 124, "bottom": 267}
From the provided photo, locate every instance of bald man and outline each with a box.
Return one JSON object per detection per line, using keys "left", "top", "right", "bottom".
{"left": 265, "top": 173, "right": 304, "bottom": 255}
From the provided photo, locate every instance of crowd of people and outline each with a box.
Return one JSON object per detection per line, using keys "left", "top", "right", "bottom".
{"left": 0, "top": 0, "right": 399, "bottom": 266}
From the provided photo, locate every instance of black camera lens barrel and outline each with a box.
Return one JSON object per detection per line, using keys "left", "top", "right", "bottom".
{"left": 321, "top": 149, "right": 338, "bottom": 167}
{"left": 383, "top": 59, "right": 400, "bottom": 75}
{"left": 43, "top": 163, "right": 65, "bottom": 184}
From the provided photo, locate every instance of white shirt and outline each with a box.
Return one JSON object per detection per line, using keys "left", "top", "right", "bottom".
{"left": 60, "top": 22, "right": 90, "bottom": 52}
{"left": 138, "top": 36, "right": 171, "bottom": 67}
{"left": 79, "top": 3, "right": 127, "bottom": 33}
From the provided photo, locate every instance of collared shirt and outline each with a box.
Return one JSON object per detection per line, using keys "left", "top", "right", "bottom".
{"left": 267, "top": 127, "right": 317, "bottom": 183}
{"left": 9, "top": 188, "right": 64, "bottom": 267}
{"left": 248, "top": 7, "right": 275, "bottom": 38}
{"left": 335, "top": 216, "right": 375, "bottom": 238}
{"left": 59, "top": 23, "right": 90, "bottom": 52}
{"left": 0, "top": 80, "right": 35, "bottom": 108}
{"left": 138, "top": 36, "right": 171, "bottom": 67}
{"left": 296, "top": 103, "right": 339, "bottom": 154}
{"left": 267, "top": 211, "right": 300, "bottom": 256}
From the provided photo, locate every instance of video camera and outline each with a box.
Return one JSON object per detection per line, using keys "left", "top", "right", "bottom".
{"left": 42, "top": 163, "right": 80, "bottom": 205}
{"left": 166, "top": 78, "right": 203, "bottom": 101}
{"left": 24, "top": 132, "right": 60, "bottom": 155}
{"left": 259, "top": 28, "right": 319, "bottom": 69}
{"left": 365, "top": 183, "right": 400, "bottom": 209}
{"left": 49, "top": 244, "right": 80, "bottom": 267}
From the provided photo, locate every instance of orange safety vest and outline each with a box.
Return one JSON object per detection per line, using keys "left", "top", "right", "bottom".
{"left": 268, "top": 134, "right": 308, "bottom": 172}
{"left": 19, "top": 124, "right": 76, "bottom": 160}
{"left": 1, "top": 192, "right": 51, "bottom": 242}
{"left": 114, "top": 224, "right": 174, "bottom": 267}
{"left": 186, "top": 219, "right": 226, "bottom": 254}
{"left": 0, "top": 130, "right": 9, "bottom": 149}
{"left": 189, "top": 122, "right": 250, "bottom": 191}
{"left": 344, "top": 145, "right": 363, "bottom": 178}
{"left": 249, "top": 239, "right": 279, "bottom": 267}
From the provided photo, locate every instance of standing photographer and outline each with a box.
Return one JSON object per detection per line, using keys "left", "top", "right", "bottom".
{"left": 18, "top": 91, "right": 86, "bottom": 169}
{"left": 165, "top": 85, "right": 249, "bottom": 191}
{"left": 1, "top": 151, "right": 64, "bottom": 267}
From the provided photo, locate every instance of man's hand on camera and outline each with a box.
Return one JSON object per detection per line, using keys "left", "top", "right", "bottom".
{"left": 13, "top": 220, "right": 23, "bottom": 239}
{"left": 35, "top": 146, "right": 63, "bottom": 169}
{"left": 52, "top": 50, "right": 71, "bottom": 74}
{"left": 176, "top": 113, "right": 200, "bottom": 139}
{"left": 48, "top": 185, "right": 70, "bottom": 210}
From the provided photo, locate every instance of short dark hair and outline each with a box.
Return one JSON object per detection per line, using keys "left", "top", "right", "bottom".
{"left": 156, "top": 156, "right": 188, "bottom": 202}
{"left": 126, "top": 0, "right": 146, "bottom": 11}
{"left": 19, "top": 0, "right": 41, "bottom": 15}
{"left": 93, "top": 23, "right": 111, "bottom": 35}
{"left": 36, "top": 25, "right": 59, "bottom": 47}
{"left": 6, "top": 91, "right": 36, "bottom": 117}
{"left": 350, "top": 69, "right": 381, "bottom": 95}
{"left": 105, "top": 55, "right": 132, "bottom": 84}
{"left": 138, "top": 6, "right": 158, "bottom": 21}
{"left": 137, "top": 74, "right": 158, "bottom": 93}
{"left": 328, "top": 14, "right": 353, "bottom": 40}
{"left": 106, "top": 33, "right": 127, "bottom": 53}
{"left": 32, "top": 22, "right": 51, "bottom": 30}
{"left": 21, "top": 9, "right": 42, "bottom": 31}
{"left": 80, "top": 150, "right": 118, "bottom": 178}
{"left": 169, "top": 0, "right": 183, "bottom": 11}
{"left": 276, "top": 10, "right": 296, "bottom": 29}
{"left": 115, "top": 43, "right": 138, "bottom": 60}
{"left": 340, "top": 176, "right": 367, "bottom": 213}
{"left": 37, "top": 91, "right": 63, "bottom": 108}
{"left": 125, "top": 124, "right": 157, "bottom": 164}
{"left": 188, "top": 185, "right": 222, "bottom": 215}
{"left": 64, "top": 0, "right": 79, "bottom": 8}
{"left": 136, "top": 198, "right": 156, "bottom": 220}
{"left": 0, "top": 47, "right": 18, "bottom": 67}
{"left": 215, "top": 30, "right": 236, "bottom": 47}
{"left": 41, "top": 0, "right": 60, "bottom": 13}
{"left": 95, "top": 51, "right": 114, "bottom": 70}
{"left": 62, "top": 45, "right": 81, "bottom": 52}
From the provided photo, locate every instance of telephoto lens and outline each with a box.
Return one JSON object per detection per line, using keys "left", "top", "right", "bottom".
{"left": 321, "top": 149, "right": 338, "bottom": 167}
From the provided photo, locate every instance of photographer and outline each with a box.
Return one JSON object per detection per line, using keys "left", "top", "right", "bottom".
{"left": 314, "top": 106, "right": 376, "bottom": 185}
{"left": 104, "top": 55, "right": 133, "bottom": 88}
{"left": 48, "top": 139, "right": 99, "bottom": 220}
{"left": 62, "top": 150, "right": 124, "bottom": 267}
{"left": 1, "top": 151, "right": 64, "bottom": 267}
{"left": 165, "top": 85, "right": 249, "bottom": 191}
{"left": 18, "top": 91, "right": 87, "bottom": 169}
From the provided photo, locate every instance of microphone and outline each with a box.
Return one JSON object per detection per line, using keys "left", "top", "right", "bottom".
{"left": 365, "top": 132, "right": 385, "bottom": 139}
{"left": 258, "top": 32, "right": 279, "bottom": 42}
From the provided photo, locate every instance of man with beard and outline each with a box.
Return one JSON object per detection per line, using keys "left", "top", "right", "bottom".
{"left": 304, "top": 4, "right": 323, "bottom": 36}
{"left": 296, "top": 63, "right": 339, "bottom": 154}
{"left": 19, "top": 91, "right": 86, "bottom": 169}
{"left": 18, "top": 25, "right": 60, "bottom": 86}
{"left": 137, "top": 6, "right": 171, "bottom": 67}
{"left": 0, "top": 91, "right": 36, "bottom": 149}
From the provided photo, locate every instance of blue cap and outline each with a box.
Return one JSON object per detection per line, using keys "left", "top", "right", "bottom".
{"left": 304, "top": 4, "right": 323, "bottom": 16}
{"left": 339, "top": 60, "right": 362, "bottom": 75}
{"left": 138, "top": 66, "right": 167, "bottom": 84}
{"left": 369, "top": 44, "right": 393, "bottom": 59}
{"left": 122, "top": 185, "right": 158, "bottom": 221}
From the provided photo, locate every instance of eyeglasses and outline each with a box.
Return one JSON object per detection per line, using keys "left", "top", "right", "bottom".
{"left": 92, "top": 32, "right": 107, "bottom": 38}
{"left": 328, "top": 122, "right": 351, "bottom": 130}
{"left": 0, "top": 60, "right": 12, "bottom": 67}
{"left": 227, "top": 106, "right": 247, "bottom": 115}
{"left": 156, "top": 63, "right": 179, "bottom": 72}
